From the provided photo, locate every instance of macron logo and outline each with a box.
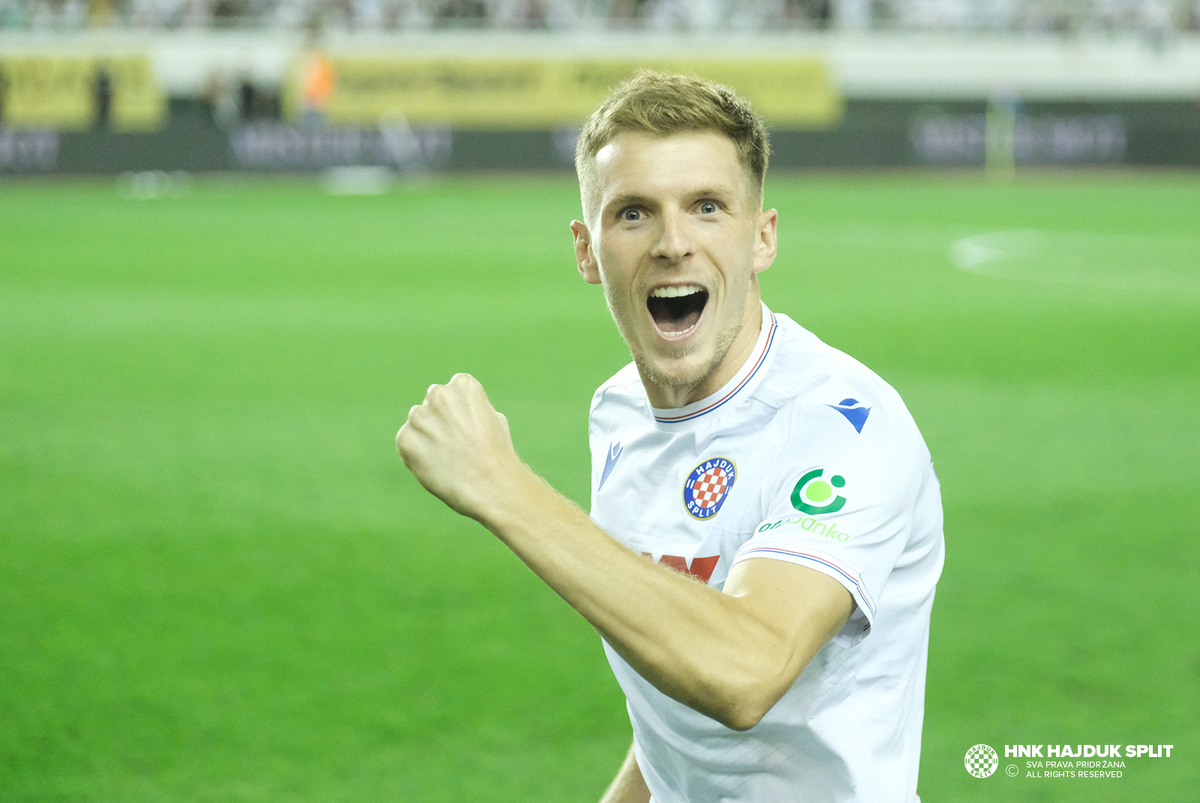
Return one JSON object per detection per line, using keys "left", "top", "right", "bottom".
{"left": 828, "top": 398, "right": 871, "bottom": 434}
{"left": 598, "top": 442, "right": 623, "bottom": 491}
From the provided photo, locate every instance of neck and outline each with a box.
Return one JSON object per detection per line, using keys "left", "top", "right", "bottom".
{"left": 642, "top": 290, "right": 763, "bottom": 410}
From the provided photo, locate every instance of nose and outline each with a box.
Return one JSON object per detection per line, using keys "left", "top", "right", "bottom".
{"left": 649, "top": 208, "right": 694, "bottom": 264}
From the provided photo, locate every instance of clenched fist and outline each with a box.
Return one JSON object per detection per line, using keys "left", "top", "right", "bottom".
{"left": 396, "top": 373, "right": 521, "bottom": 521}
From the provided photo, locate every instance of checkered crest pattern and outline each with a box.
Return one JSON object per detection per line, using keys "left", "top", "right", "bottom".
{"left": 683, "top": 457, "right": 736, "bottom": 520}
{"left": 690, "top": 466, "right": 730, "bottom": 510}
{"left": 964, "top": 744, "right": 999, "bottom": 778}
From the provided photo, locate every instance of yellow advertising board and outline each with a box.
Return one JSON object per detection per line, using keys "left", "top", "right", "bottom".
{"left": 285, "top": 56, "right": 843, "bottom": 129}
{"left": 0, "top": 55, "right": 166, "bottom": 131}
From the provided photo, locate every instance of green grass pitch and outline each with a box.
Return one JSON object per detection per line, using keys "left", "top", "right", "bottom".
{"left": 1, "top": 170, "right": 1197, "bottom": 801}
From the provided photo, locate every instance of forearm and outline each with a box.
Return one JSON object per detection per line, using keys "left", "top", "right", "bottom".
{"left": 599, "top": 743, "right": 650, "bottom": 803}
{"left": 478, "top": 467, "right": 802, "bottom": 730}
{"left": 395, "top": 374, "right": 846, "bottom": 729}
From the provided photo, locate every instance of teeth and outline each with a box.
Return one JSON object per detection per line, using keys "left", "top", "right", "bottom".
{"left": 650, "top": 285, "right": 703, "bottom": 298}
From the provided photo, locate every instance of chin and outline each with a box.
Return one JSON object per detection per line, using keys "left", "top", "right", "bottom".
{"left": 635, "top": 349, "right": 720, "bottom": 396}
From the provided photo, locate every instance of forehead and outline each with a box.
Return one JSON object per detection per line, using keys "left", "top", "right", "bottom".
{"left": 590, "top": 131, "right": 750, "bottom": 207}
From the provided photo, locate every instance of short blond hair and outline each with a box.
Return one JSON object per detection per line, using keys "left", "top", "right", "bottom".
{"left": 575, "top": 70, "right": 770, "bottom": 216}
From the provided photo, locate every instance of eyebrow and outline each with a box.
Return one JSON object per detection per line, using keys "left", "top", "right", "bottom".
{"left": 605, "top": 193, "right": 653, "bottom": 212}
{"left": 692, "top": 186, "right": 737, "bottom": 199}
{"left": 604, "top": 186, "right": 739, "bottom": 213}
{"left": 692, "top": 186, "right": 741, "bottom": 206}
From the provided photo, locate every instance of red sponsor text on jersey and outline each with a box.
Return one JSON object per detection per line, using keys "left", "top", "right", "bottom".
{"left": 643, "top": 553, "right": 719, "bottom": 584}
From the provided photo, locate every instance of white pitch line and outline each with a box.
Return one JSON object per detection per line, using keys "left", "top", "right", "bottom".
{"left": 950, "top": 229, "right": 1200, "bottom": 294}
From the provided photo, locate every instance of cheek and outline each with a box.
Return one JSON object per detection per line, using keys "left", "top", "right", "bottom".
{"left": 600, "top": 281, "right": 642, "bottom": 336}
{"left": 595, "top": 245, "right": 637, "bottom": 288}
{"left": 600, "top": 274, "right": 639, "bottom": 316}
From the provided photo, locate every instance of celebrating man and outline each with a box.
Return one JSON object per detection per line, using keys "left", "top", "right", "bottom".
{"left": 397, "top": 71, "right": 944, "bottom": 803}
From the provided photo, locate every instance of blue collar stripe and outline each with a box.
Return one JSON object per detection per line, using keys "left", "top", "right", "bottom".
{"left": 654, "top": 313, "right": 778, "bottom": 424}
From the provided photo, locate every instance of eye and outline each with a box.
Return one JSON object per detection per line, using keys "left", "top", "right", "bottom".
{"left": 620, "top": 207, "right": 642, "bottom": 222}
{"left": 699, "top": 201, "right": 719, "bottom": 215}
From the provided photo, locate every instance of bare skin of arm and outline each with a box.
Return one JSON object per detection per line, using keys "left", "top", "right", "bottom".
{"left": 397, "top": 373, "right": 853, "bottom": 734}
{"left": 598, "top": 743, "right": 650, "bottom": 803}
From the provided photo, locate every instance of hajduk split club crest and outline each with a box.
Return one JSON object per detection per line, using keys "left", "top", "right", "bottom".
{"left": 683, "top": 457, "right": 737, "bottom": 520}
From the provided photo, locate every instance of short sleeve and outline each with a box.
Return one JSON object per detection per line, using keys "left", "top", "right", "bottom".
{"left": 733, "top": 396, "right": 923, "bottom": 643}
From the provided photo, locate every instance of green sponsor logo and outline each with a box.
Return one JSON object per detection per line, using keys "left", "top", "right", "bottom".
{"left": 790, "top": 468, "right": 847, "bottom": 515}
{"left": 756, "top": 514, "right": 851, "bottom": 542}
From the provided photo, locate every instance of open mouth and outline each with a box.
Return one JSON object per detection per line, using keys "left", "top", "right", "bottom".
{"left": 647, "top": 284, "right": 708, "bottom": 336}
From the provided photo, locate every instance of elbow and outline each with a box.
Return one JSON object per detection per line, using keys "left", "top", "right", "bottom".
{"left": 708, "top": 680, "right": 785, "bottom": 732}
{"left": 703, "top": 650, "right": 804, "bottom": 732}
{"left": 718, "top": 706, "right": 767, "bottom": 733}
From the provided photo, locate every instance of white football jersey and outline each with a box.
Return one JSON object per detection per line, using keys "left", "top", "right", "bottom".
{"left": 588, "top": 303, "right": 944, "bottom": 803}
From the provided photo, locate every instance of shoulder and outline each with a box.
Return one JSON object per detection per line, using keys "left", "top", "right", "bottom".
{"left": 757, "top": 313, "right": 924, "bottom": 457}
{"left": 757, "top": 314, "right": 894, "bottom": 413}
{"left": 589, "top": 362, "right": 644, "bottom": 423}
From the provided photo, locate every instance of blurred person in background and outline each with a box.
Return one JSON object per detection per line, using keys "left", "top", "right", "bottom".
{"left": 299, "top": 33, "right": 335, "bottom": 130}
{"left": 92, "top": 63, "right": 112, "bottom": 129}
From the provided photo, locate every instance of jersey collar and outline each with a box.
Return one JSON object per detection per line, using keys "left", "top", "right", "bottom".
{"left": 649, "top": 302, "right": 778, "bottom": 426}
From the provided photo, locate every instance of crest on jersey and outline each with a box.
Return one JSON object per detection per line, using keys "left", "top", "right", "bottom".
{"left": 683, "top": 457, "right": 737, "bottom": 520}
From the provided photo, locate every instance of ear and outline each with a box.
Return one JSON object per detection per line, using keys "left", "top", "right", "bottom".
{"left": 752, "top": 208, "right": 778, "bottom": 275}
{"left": 571, "top": 220, "right": 601, "bottom": 285}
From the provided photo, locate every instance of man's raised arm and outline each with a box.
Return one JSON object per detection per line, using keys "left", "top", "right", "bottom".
{"left": 396, "top": 372, "right": 853, "bottom": 732}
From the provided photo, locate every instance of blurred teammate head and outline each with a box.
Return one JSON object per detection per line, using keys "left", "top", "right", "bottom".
{"left": 575, "top": 71, "right": 770, "bottom": 221}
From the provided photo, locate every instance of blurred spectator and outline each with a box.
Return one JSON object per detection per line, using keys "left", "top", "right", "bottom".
{"left": 212, "top": 0, "right": 247, "bottom": 25}
{"left": 788, "top": 0, "right": 832, "bottom": 28}
{"left": 182, "top": 0, "right": 213, "bottom": 27}
{"left": 645, "top": 0, "right": 730, "bottom": 32}
{"left": 239, "top": 79, "right": 256, "bottom": 117}
{"left": 608, "top": 0, "right": 653, "bottom": 27}
{"left": 1, "top": 0, "right": 1199, "bottom": 34}
{"left": 493, "top": 0, "right": 547, "bottom": 28}
{"left": 207, "top": 70, "right": 240, "bottom": 127}
{"left": 92, "top": 64, "right": 112, "bottom": 129}
{"left": 300, "top": 43, "right": 335, "bottom": 129}
{"left": 88, "top": 0, "right": 115, "bottom": 26}
{"left": 434, "top": 0, "right": 487, "bottom": 27}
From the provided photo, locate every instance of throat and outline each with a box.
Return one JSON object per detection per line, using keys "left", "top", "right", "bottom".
{"left": 647, "top": 290, "right": 707, "bottom": 335}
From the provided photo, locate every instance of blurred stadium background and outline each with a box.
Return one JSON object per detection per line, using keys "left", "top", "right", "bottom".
{"left": 2, "top": 4, "right": 1198, "bottom": 802}
{"left": 1, "top": 0, "right": 1200, "bottom": 173}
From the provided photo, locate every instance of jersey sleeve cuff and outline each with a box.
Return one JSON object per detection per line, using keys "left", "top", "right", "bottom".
{"left": 731, "top": 539, "right": 876, "bottom": 640}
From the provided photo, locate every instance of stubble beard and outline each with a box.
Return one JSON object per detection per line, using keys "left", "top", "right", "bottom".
{"left": 603, "top": 282, "right": 742, "bottom": 401}
{"left": 632, "top": 341, "right": 733, "bottom": 399}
